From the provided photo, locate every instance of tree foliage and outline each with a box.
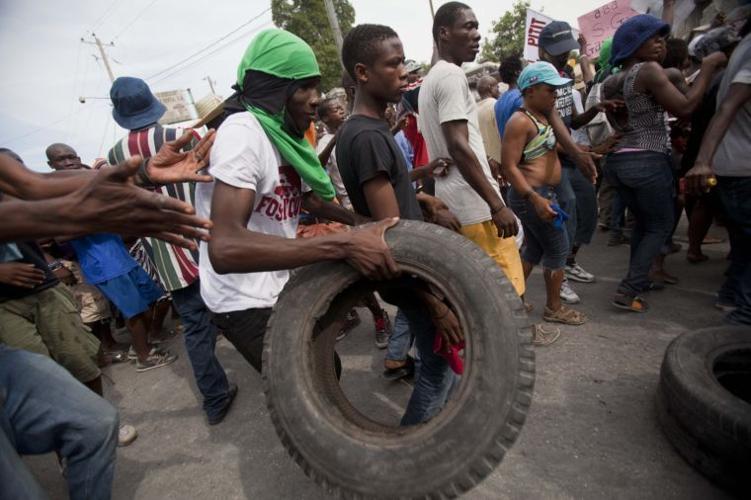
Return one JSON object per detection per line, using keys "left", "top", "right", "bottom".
{"left": 480, "top": 0, "right": 530, "bottom": 62}
{"left": 271, "top": 0, "right": 355, "bottom": 91}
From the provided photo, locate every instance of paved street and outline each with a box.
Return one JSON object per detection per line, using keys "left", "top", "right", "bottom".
{"left": 26, "top": 222, "right": 734, "bottom": 499}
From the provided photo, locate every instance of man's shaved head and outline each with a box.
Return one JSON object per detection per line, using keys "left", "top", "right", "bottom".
{"left": 477, "top": 75, "right": 500, "bottom": 99}
{"left": 46, "top": 143, "right": 83, "bottom": 171}
{"left": 45, "top": 143, "right": 76, "bottom": 161}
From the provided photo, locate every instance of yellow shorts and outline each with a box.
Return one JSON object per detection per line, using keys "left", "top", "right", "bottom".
{"left": 460, "top": 220, "right": 526, "bottom": 297}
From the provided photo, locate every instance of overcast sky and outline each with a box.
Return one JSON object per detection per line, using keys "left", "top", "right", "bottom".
{"left": 0, "top": 0, "right": 606, "bottom": 171}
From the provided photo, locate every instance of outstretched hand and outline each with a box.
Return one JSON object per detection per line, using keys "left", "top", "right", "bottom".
{"left": 147, "top": 129, "right": 216, "bottom": 184}
{"left": 71, "top": 156, "right": 213, "bottom": 249}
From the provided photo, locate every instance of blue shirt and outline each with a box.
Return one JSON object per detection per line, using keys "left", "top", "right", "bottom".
{"left": 69, "top": 234, "right": 138, "bottom": 284}
{"left": 394, "top": 131, "right": 414, "bottom": 170}
{"left": 494, "top": 89, "right": 523, "bottom": 139}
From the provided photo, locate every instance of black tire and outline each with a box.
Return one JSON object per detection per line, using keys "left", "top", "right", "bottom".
{"left": 656, "top": 326, "right": 751, "bottom": 493}
{"left": 263, "top": 220, "right": 535, "bottom": 499}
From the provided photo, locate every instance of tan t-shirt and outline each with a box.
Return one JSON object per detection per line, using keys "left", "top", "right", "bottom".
{"left": 418, "top": 60, "right": 501, "bottom": 226}
{"left": 477, "top": 97, "right": 502, "bottom": 163}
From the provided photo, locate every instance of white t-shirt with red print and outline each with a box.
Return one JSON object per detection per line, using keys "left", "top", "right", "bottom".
{"left": 196, "top": 112, "right": 304, "bottom": 313}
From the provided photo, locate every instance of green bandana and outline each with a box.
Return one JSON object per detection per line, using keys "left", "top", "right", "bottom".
{"left": 236, "top": 29, "right": 335, "bottom": 201}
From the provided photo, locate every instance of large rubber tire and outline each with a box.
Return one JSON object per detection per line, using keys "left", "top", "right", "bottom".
{"left": 263, "top": 220, "right": 535, "bottom": 499}
{"left": 656, "top": 326, "right": 751, "bottom": 493}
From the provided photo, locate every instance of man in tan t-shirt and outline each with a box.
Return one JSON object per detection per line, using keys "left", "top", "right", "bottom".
{"left": 476, "top": 75, "right": 502, "bottom": 166}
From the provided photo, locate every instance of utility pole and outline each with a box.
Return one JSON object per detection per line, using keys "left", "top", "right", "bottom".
{"left": 82, "top": 33, "right": 115, "bottom": 83}
{"left": 203, "top": 76, "right": 217, "bottom": 95}
{"left": 323, "top": 0, "right": 343, "bottom": 56}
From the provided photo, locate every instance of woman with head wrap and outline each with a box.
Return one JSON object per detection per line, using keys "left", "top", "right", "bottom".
{"left": 194, "top": 29, "right": 398, "bottom": 372}
{"left": 602, "top": 14, "right": 727, "bottom": 313}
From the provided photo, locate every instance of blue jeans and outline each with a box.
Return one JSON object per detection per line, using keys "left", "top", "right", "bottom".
{"left": 508, "top": 186, "right": 570, "bottom": 270}
{"left": 385, "top": 309, "right": 412, "bottom": 362}
{"left": 399, "top": 306, "right": 455, "bottom": 426}
{"left": 171, "top": 281, "right": 231, "bottom": 419}
{"left": 568, "top": 164, "right": 598, "bottom": 246}
{"left": 605, "top": 151, "right": 675, "bottom": 296}
{"left": 717, "top": 176, "right": 751, "bottom": 325}
{"left": 555, "top": 165, "right": 577, "bottom": 251}
{"left": 0, "top": 345, "right": 118, "bottom": 500}
{"left": 611, "top": 190, "right": 627, "bottom": 233}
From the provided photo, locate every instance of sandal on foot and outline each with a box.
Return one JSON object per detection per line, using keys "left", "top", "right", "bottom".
{"left": 543, "top": 306, "right": 587, "bottom": 325}
{"left": 533, "top": 324, "right": 561, "bottom": 346}
{"left": 612, "top": 294, "right": 649, "bottom": 313}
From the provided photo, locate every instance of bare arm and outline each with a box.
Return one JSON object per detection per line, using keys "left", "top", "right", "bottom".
{"left": 302, "top": 191, "right": 367, "bottom": 225}
{"left": 0, "top": 130, "right": 215, "bottom": 200}
{"left": 549, "top": 110, "right": 598, "bottom": 181}
{"left": 441, "top": 120, "right": 518, "bottom": 236}
{"left": 207, "top": 180, "right": 398, "bottom": 279}
{"left": 686, "top": 82, "right": 751, "bottom": 192}
{"left": 501, "top": 114, "right": 537, "bottom": 197}
{"left": 501, "top": 114, "right": 557, "bottom": 221}
{"left": 441, "top": 120, "right": 504, "bottom": 210}
{"left": 0, "top": 158, "right": 212, "bottom": 247}
{"left": 640, "top": 54, "right": 726, "bottom": 118}
{"left": 361, "top": 174, "right": 401, "bottom": 220}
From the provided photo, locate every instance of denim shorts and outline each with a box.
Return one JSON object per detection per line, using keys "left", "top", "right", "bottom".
{"left": 508, "top": 186, "right": 569, "bottom": 270}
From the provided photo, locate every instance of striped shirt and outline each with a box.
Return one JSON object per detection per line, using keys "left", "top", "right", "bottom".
{"left": 107, "top": 125, "right": 201, "bottom": 292}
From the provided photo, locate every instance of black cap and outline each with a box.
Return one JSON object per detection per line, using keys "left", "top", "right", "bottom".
{"left": 539, "top": 21, "right": 579, "bottom": 56}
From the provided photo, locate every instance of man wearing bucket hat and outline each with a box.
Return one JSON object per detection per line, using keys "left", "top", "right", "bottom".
{"left": 602, "top": 14, "right": 727, "bottom": 313}
{"left": 108, "top": 76, "right": 237, "bottom": 425}
{"left": 195, "top": 29, "right": 398, "bottom": 374}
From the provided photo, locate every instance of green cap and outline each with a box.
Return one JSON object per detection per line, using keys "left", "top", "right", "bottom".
{"left": 236, "top": 29, "right": 320, "bottom": 87}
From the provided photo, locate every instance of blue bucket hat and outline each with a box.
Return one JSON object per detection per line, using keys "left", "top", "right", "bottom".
{"left": 518, "top": 62, "right": 571, "bottom": 91}
{"left": 610, "top": 14, "right": 670, "bottom": 67}
{"left": 110, "top": 77, "right": 167, "bottom": 130}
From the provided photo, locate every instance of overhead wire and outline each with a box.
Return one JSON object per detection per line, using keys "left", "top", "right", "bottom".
{"left": 145, "top": 7, "right": 271, "bottom": 82}
{"left": 113, "top": 0, "right": 160, "bottom": 40}
{"left": 150, "top": 20, "right": 273, "bottom": 86}
{"left": 91, "top": 0, "right": 120, "bottom": 31}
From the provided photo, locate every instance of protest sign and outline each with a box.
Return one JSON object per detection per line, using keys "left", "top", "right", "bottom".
{"left": 524, "top": 9, "right": 554, "bottom": 61}
{"left": 577, "top": 0, "right": 639, "bottom": 59}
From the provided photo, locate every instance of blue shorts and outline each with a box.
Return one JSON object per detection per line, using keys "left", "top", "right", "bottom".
{"left": 95, "top": 266, "right": 164, "bottom": 319}
{"left": 508, "top": 186, "right": 569, "bottom": 271}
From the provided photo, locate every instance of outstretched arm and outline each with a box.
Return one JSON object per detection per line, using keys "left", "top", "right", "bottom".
{"left": 0, "top": 158, "right": 212, "bottom": 247}
{"left": 207, "top": 180, "right": 399, "bottom": 280}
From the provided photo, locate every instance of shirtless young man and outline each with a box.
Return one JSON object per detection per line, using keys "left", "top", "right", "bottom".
{"left": 502, "top": 62, "right": 587, "bottom": 326}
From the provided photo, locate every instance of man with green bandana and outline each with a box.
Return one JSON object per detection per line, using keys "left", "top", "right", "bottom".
{"left": 195, "top": 29, "right": 399, "bottom": 372}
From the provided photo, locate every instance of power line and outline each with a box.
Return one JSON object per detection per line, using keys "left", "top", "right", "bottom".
{"left": 0, "top": 107, "right": 90, "bottom": 144}
{"left": 113, "top": 0, "right": 160, "bottom": 40}
{"left": 145, "top": 7, "right": 271, "bottom": 82}
{"left": 150, "top": 21, "right": 272, "bottom": 86}
{"left": 91, "top": 1, "right": 120, "bottom": 30}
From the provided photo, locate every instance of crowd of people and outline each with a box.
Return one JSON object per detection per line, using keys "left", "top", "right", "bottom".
{"left": 1, "top": 0, "right": 749, "bottom": 498}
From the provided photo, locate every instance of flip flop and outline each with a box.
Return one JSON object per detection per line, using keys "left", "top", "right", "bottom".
{"left": 612, "top": 294, "right": 649, "bottom": 313}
